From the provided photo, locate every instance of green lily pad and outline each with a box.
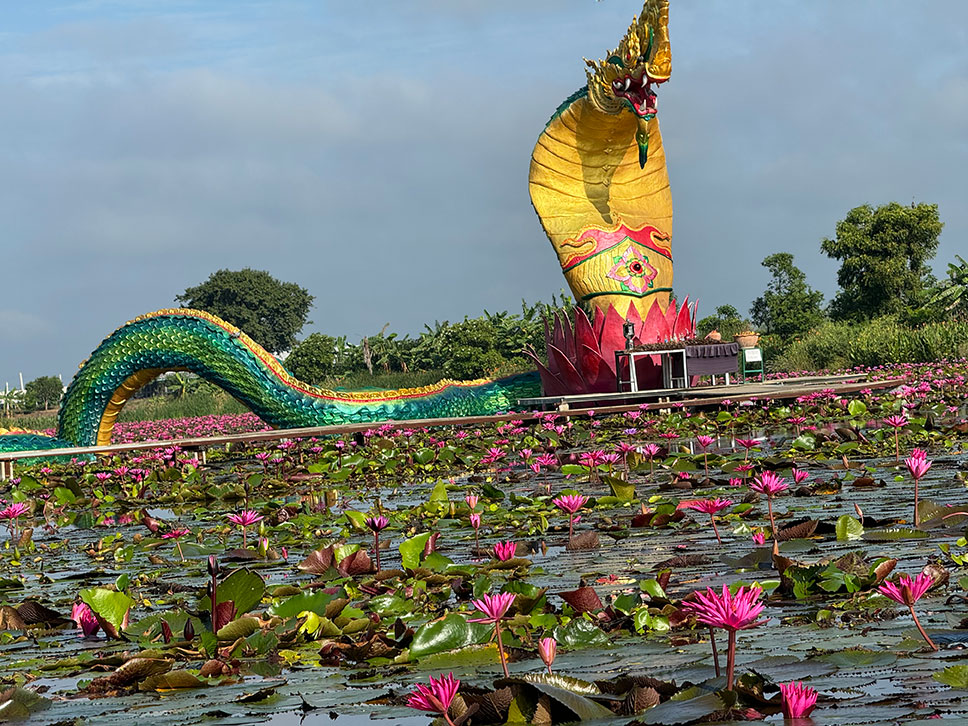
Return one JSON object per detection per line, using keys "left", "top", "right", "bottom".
{"left": 935, "top": 665, "right": 968, "bottom": 689}
{"left": 409, "top": 613, "right": 491, "bottom": 660}
{"left": 602, "top": 474, "right": 635, "bottom": 501}
{"left": 399, "top": 532, "right": 434, "bottom": 570}
{"left": 641, "top": 685, "right": 725, "bottom": 725}
{"left": 80, "top": 588, "right": 134, "bottom": 637}
{"left": 0, "top": 687, "right": 51, "bottom": 721}
{"left": 552, "top": 618, "right": 609, "bottom": 649}
{"left": 836, "top": 514, "right": 864, "bottom": 541}
{"left": 198, "top": 568, "right": 265, "bottom": 617}
{"left": 139, "top": 671, "right": 208, "bottom": 691}
{"left": 216, "top": 616, "right": 259, "bottom": 641}
{"left": 500, "top": 674, "right": 614, "bottom": 721}
{"left": 818, "top": 649, "right": 897, "bottom": 667}
{"left": 862, "top": 528, "right": 928, "bottom": 541}
{"left": 267, "top": 590, "right": 339, "bottom": 619}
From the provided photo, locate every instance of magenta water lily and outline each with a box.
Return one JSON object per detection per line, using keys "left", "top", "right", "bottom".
{"left": 538, "top": 636, "right": 557, "bottom": 675}
{"left": 365, "top": 515, "right": 389, "bottom": 571}
{"left": 904, "top": 449, "right": 932, "bottom": 527}
{"left": 751, "top": 471, "right": 788, "bottom": 543}
{"left": 226, "top": 509, "right": 263, "bottom": 549}
{"left": 406, "top": 673, "right": 460, "bottom": 726}
{"left": 553, "top": 494, "right": 588, "bottom": 545}
{"left": 469, "top": 592, "right": 516, "bottom": 678}
{"left": 684, "top": 584, "right": 766, "bottom": 690}
{"left": 679, "top": 498, "right": 732, "bottom": 545}
{"left": 878, "top": 572, "right": 937, "bottom": 651}
{"left": 779, "top": 681, "right": 818, "bottom": 719}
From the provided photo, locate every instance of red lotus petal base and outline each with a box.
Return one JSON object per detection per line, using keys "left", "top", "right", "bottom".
{"left": 526, "top": 298, "right": 697, "bottom": 396}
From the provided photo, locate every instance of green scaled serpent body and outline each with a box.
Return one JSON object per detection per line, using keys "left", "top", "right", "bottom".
{"left": 0, "top": 309, "right": 540, "bottom": 452}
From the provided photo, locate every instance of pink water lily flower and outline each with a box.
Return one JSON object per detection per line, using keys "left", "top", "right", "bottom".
{"left": 161, "top": 527, "right": 191, "bottom": 560}
{"left": 365, "top": 515, "right": 388, "bottom": 532}
{"left": 538, "top": 636, "right": 557, "bottom": 674}
{"left": 365, "top": 515, "right": 389, "bottom": 571}
{"left": 751, "top": 471, "right": 788, "bottom": 497}
{"left": 553, "top": 494, "right": 587, "bottom": 514}
{"left": 641, "top": 443, "right": 661, "bottom": 458}
{"left": 679, "top": 498, "right": 732, "bottom": 515}
{"left": 161, "top": 527, "right": 190, "bottom": 539}
{"left": 227, "top": 509, "right": 263, "bottom": 549}
{"left": 879, "top": 572, "right": 933, "bottom": 606}
{"left": 694, "top": 435, "right": 716, "bottom": 476}
{"left": 71, "top": 602, "right": 101, "bottom": 638}
{"left": 469, "top": 512, "right": 482, "bottom": 552}
{"left": 493, "top": 540, "right": 517, "bottom": 562}
{"left": 779, "top": 681, "right": 818, "bottom": 719}
{"left": 791, "top": 468, "right": 809, "bottom": 485}
{"left": 683, "top": 584, "right": 766, "bottom": 690}
{"left": 406, "top": 673, "right": 460, "bottom": 726}
{"left": 751, "top": 471, "right": 788, "bottom": 542}
{"left": 1, "top": 502, "right": 29, "bottom": 519}
{"left": 639, "top": 442, "right": 662, "bottom": 476}
{"left": 465, "top": 494, "right": 479, "bottom": 511}
{"left": 679, "top": 499, "right": 732, "bottom": 545}
{"left": 884, "top": 414, "right": 908, "bottom": 462}
{"left": 226, "top": 510, "right": 263, "bottom": 527}
{"left": 684, "top": 585, "right": 767, "bottom": 632}
{"left": 470, "top": 592, "right": 517, "bottom": 677}
{"left": 904, "top": 450, "right": 932, "bottom": 526}
{"left": 1, "top": 501, "right": 31, "bottom": 539}
{"left": 879, "top": 572, "right": 937, "bottom": 651}
{"left": 469, "top": 592, "right": 516, "bottom": 624}
{"left": 553, "top": 494, "right": 588, "bottom": 544}
{"left": 735, "top": 438, "right": 758, "bottom": 459}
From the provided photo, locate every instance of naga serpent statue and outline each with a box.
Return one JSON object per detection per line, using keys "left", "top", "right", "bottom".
{"left": 0, "top": 0, "right": 689, "bottom": 454}
{"left": 528, "top": 0, "right": 694, "bottom": 395}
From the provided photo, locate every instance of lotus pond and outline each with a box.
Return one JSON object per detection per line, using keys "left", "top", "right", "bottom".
{"left": 2, "top": 362, "right": 968, "bottom": 725}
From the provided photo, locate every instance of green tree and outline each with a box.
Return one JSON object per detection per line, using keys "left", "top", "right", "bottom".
{"left": 163, "top": 371, "right": 203, "bottom": 399}
{"left": 821, "top": 202, "right": 943, "bottom": 321}
{"left": 284, "top": 333, "right": 338, "bottom": 384}
{"left": 750, "top": 253, "right": 825, "bottom": 341}
{"left": 696, "top": 305, "right": 748, "bottom": 339}
{"left": 176, "top": 269, "right": 314, "bottom": 354}
{"left": 922, "top": 255, "right": 968, "bottom": 320}
{"left": 24, "top": 376, "right": 63, "bottom": 412}
{"left": 437, "top": 318, "right": 504, "bottom": 379}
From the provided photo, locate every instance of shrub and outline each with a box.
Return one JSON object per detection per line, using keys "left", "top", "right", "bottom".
{"left": 771, "top": 317, "right": 968, "bottom": 372}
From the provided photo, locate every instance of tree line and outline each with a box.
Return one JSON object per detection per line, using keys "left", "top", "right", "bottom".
{"left": 698, "top": 201, "right": 966, "bottom": 365}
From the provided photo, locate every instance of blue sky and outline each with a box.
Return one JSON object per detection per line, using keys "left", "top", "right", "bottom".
{"left": 2, "top": 1, "right": 967, "bottom": 385}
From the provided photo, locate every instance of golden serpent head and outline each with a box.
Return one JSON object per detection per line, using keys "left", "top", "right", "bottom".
{"left": 584, "top": 0, "right": 671, "bottom": 119}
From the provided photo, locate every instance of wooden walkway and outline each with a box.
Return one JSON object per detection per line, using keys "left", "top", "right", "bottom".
{"left": 0, "top": 374, "right": 905, "bottom": 480}
{"left": 516, "top": 373, "right": 877, "bottom": 410}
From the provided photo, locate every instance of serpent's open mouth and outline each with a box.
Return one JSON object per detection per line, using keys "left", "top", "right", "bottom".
{"left": 611, "top": 72, "right": 661, "bottom": 117}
